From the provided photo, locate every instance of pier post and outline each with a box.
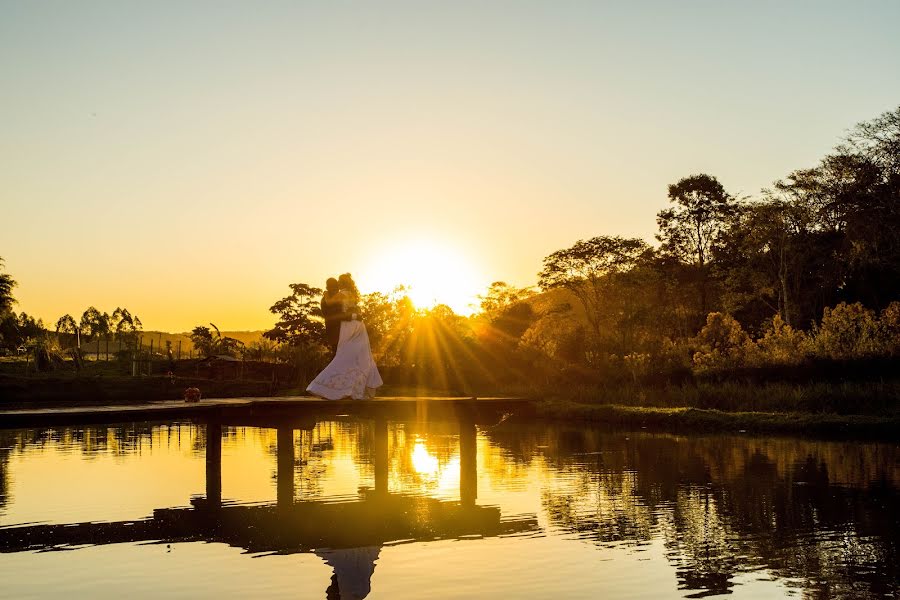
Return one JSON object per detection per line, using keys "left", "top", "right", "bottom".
{"left": 459, "top": 417, "right": 477, "bottom": 506}
{"left": 205, "top": 421, "right": 222, "bottom": 509}
{"left": 373, "top": 417, "right": 388, "bottom": 495}
{"left": 277, "top": 427, "right": 294, "bottom": 508}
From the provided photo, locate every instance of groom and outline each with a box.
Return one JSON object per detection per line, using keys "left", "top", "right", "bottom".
{"left": 321, "top": 277, "right": 359, "bottom": 358}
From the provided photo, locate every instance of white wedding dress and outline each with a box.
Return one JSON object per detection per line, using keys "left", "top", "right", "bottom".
{"left": 306, "top": 299, "right": 383, "bottom": 400}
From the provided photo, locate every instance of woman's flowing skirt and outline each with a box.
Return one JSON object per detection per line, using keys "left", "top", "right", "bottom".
{"left": 306, "top": 320, "right": 383, "bottom": 400}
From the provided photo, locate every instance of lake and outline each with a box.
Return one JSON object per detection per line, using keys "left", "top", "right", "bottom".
{"left": 1, "top": 418, "right": 898, "bottom": 599}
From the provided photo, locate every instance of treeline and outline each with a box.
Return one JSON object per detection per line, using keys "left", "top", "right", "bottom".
{"left": 2, "top": 106, "right": 898, "bottom": 391}
{"left": 0, "top": 262, "right": 149, "bottom": 370}
{"left": 263, "top": 106, "right": 900, "bottom": 390}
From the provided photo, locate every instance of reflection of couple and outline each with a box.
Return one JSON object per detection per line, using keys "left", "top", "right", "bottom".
{"left": 319, "top": 546, "right": 381, "bottom": 600}
{"left": 307, "top": 273, "right": 383, "bottom": 400}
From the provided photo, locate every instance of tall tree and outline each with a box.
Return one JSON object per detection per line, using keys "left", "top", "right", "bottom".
{"left": 0, "top": 258, "right": 16, "bottom": 316}
{"left": 111, "top": 307, "right": 143, "bottom": 349}
{"left": 55, "top": 314, "right": 79, "bottom": 348}
{"left": 657, "top": 174, "right": 735, "bottom": 314}
{"left": 264, "top": 283, "right": 329, "bottom": 385}
{"left": 538, "top": 236, "right": 650, "bottom": 340}
{"left": 264, "top": 283, "right": 325, "bottom": 346}
{"left": 79, "top": 307, "right": 110, "bottom": 341}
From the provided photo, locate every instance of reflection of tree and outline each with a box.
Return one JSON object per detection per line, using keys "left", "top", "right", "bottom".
{"left": 485, "top": 425, "right": 900, "bottom": 599}
{"left": 0, "top": 431, "right": 13, "bottom": 512}
{"left": 1, "top": 423, "right": 200, "bottom": 458}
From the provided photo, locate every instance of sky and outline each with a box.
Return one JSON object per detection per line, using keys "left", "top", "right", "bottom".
{"left": 2, "top": 1, "right": 899, "bottom": 331}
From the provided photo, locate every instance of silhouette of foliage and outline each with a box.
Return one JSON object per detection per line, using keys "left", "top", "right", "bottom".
{"left": 190, "top": 323, "right": 245, "bottom": 358}
{"left": 0, "top": 258, "right": 15, "bottom": 316}
{"left": 264, "top": 283, "right": 325, "bottom": 346}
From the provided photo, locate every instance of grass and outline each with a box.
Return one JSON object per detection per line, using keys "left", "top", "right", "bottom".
{"left": 522, "top": 399, "right": 900, "bottom": 439}
{"left": 543, "top": 380, "right": 900, "bottom": 416}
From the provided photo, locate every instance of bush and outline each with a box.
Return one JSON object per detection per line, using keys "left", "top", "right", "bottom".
{"left": 880, "top": 302, "right": 900, "bottom": 356}
{"left": 745, "top": 314, "right": 810, "bottom": 367}
{"left": 692, "top": 313, "right": 751, "bottom": 372}
{"left": 813, "top": 302, "right": 881, "bottom": 359}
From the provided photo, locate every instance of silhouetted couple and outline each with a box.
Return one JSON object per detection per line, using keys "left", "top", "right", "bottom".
{"left": 306, "top": 273, "right": 383, "bottom": 400}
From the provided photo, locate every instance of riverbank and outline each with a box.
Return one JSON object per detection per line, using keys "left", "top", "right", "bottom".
{"left": 2, "top": 372, "right": 899, "bottom": 439}
{"left": 523, "top": 399, "right": 900, "bottom": 439}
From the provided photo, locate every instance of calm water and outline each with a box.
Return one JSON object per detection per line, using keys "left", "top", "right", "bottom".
{"left": 1, "top": 419, "right": 898, "bottom": 599}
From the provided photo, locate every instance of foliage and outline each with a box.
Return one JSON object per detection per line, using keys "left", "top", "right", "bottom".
{"left": 880, "top": 302, "right": 900, "bottom": 356}
{"left": 657, "top": 174, "right": 736, "bottom": 268}
{"left": 358, "top": 288, "right": 416, "bottom": 366}
{"left": 31, "top": 337, "right": 64, "bottom": 372}
{"left": 0, "top": 312, "right": 45, "bottom": 352}
{"left": 111, "top": 307, "right": 142, "bottom": 348}
{"left": 244, "top": 338, "right": 281, "bottom": 361}
{"left": 746, "top": 314, "right": 810, "bottom": 366}
{"left": 0, "top": 258, "right": 15, "bottom": 316}
{"left": 538, "top": 235, "right": 650, "bottom": 340}
{"left": 79, "top": 307, "right": 110, "bottom": 341}
{"left": 812, "top": 302, "right": 882, "bottom": 360}
{"left": 190, "top": 323, "right": 245, "bottom": 358}
{"left": 264, "top": 283, "right": 324, "bottom": 346}
{"left": 691, "top": 313, "right": 751, "bottom": 372}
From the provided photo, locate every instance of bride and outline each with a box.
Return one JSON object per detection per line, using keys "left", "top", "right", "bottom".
{"left": 307, "top": 273, "right": 383, "bottom": 400}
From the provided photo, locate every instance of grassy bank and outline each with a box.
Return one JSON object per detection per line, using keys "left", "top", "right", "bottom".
{"left": 3, "top": 361, "right": 900, "bottom": 439}
{"left": 545, "top": 380, "right": 900, "bottom": 415}
{"left": 0, "top": 374, "right": 274, "bottom": 408}
{"left": 523, "top": 399, "right": 900, "bottom": 439}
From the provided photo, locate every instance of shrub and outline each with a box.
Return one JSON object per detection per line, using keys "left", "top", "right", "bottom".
{"left": 745, "top": 314, "right": 810, "bottom": 367}
{"left": 813, "top": 302, "right": 881, "bottom": 359}
{"left": 880, "top": 302, "right": 900, "bottom": 356}
{"left": 692, "top": 313, "right": 750, "bottom": 372}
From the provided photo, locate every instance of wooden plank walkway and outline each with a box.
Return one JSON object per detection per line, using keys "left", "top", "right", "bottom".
{"left": 0, "top": 396, "right": 530, "bottom": 429}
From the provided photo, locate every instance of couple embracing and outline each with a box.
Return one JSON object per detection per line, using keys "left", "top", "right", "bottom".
{"left": 306, "top": 273, "right": 383, "bottom": 400}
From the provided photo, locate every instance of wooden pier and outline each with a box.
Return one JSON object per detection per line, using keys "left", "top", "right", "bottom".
{"left": 0, "top": 395, "right": 530, "bottom": 429}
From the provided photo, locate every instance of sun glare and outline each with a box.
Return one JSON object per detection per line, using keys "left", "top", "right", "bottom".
{"left": 361, "top": 239, "right": 483, "bottom": 315}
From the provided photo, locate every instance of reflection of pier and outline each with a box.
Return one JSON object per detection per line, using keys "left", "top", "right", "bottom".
{"left": 0, "top": 493, "right": 536, "bottom": 555}
{"left": 0, "top": 410, "right": 537, "bottom": 554}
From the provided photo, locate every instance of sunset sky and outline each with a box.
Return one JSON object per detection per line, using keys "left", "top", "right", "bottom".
{"left": 3, "top": 1, "right": 899, "bottom": 331}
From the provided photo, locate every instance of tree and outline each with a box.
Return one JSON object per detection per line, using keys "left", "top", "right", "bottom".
{"left": 264, "top": 283, "right": 325, "bottom": 346}
{"left": 538, "top": 236, "right": 650, "bottom": 340}
{"left": 0, "top": 312, "right": 45, "bottom": 352}
{"left": 55, "top": 314, "right": 79, "bottom": 348}
{"left": 478, "top": 282, "right": 533, "bottom": 319}
{"left": 0, "top": 258, "right": 15, "bottom": 316}
{"left": 190, "top": 323, "right": 244, "bottom": 358}
{"left": 264, "top": 283, "right": 330, "bottom": 385}
{"left": 79, "top": 307, "right": 110, "bottom": 342}
{"left": 358, "top": 287, "right": 416, "bottom": 366}
{"left": 475, "top": 282, "right": 536, "bottom": 362}
{"left": 657, "top": 174, "right": 736, "bottom": 313}
{"left": 111, "top": 307, "right": 142, "bottom": 349}
{"left": 716, "top": 197, "right": 826, "bottom": 328}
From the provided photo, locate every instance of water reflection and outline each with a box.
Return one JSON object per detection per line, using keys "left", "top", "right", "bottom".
{"left": 0, "top": 421, "right": 899, "bottom": 598}
{"left": 486, "top": 426, "right": 900, "bottom": 598}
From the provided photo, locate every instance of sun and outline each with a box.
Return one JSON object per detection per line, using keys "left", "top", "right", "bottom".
{"left": 360, "top": 239, "right": 483, "bottom": 315}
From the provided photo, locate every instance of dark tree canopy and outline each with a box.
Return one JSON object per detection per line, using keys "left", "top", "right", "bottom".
{"left": 657, "top": 174, "right": 735, "bottom": 268}
{"left": 264, "top": 283, "right": 325, "bottom": 346}
{"left": 0, "top": 258, "right": 16, "bottom": 315}
{"left": 539, "top": 236, "right": 650, "bottom": 338}
{"left": 79, "top": 307, "right": 110, "bottom": 341}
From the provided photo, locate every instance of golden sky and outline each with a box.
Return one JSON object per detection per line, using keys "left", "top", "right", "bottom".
{"left": 3, "top": 2, "right": 900, "bottom": 331}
